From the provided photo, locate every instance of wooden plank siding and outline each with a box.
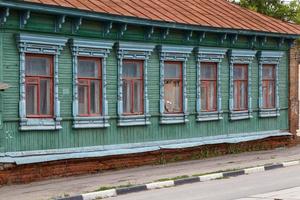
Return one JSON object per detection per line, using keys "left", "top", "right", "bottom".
{"left": 0, "top": 11, "right": 289, "bottom": 153}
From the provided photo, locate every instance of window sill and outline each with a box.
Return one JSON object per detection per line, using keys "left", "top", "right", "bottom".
{"left": 73, "top": 116, "right": 110, "bottom": 129}
{"left": 20, "top": 118, "right": 62, "bottom": 131}
{"left": 259, "top": 109, "right": 279, "bottom": 118}
{"left": 197, "top": 111, "right": 223, "bottom": 122}
{"left": 230, "top": 111, "right": 252, "bottom": 121}
{"left": 160, "top": 113, "right": 189, "bottom": 124}
{"left": 118, "top": 114, "right": 151, "bottom": 126}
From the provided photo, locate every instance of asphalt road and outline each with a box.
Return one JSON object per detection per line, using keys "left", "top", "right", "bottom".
{"left": 109, "top": 165, "right": 300, "bottom": 200}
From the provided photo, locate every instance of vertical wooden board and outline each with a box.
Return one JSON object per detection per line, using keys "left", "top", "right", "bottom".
{"left": 58, "top": 44, "right": 73, "bottom": 117}
{"left": 106, "top": 48, "right": 118, "bottom": 115}
{"left": 186, "top": 54, "right": 197, "bottom": 113}
{"left": 220, "top": 57, "right": 229, "bottom": 110}
{"left": 25, "top": 13, "right": 55, "bottom": 32}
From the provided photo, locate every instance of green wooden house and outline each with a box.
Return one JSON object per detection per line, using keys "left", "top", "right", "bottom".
{"left": 0, "top": 0, "right": 300, "bottom": 181}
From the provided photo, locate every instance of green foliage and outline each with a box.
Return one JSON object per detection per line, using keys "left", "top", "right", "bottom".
{"left": 233, "top": 0, "right": 300, "bottom": 24}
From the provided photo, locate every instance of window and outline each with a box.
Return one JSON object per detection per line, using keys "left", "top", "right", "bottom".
{"left": 122, "top": 60, "right": 144, "bottom": 115}
{"left": 228, "top": 49, "right": 256, "bottom": 120}
{"left": 262, "top": 64, "right": 275, "bottom": 109}
{"left": 200, "top": 63, "right": 217, "bottom": 112}
{"left": 77, "top": 57, "right": 102, "bottom": 116}
{"left": 164, "top": 62, "right": 183, "bottom": 114}
{"left": 17, "top": 33, "right": 67, "bottom": 130}
{"left": 117, "top": 42, "right": 154, "bottom": 126}
{"left": 159, "top": 45, "right": 192, "bottom": 124}
{"left": 233, "top": 64, "right": 248, "bottom": 111}
{"left": 25, "top": 54, "right": 53, "bottom": 118}
{"left": 71, "top": 39, "right": 113, "bottom": 128}
{"left": 196, "top": 47, "right": 227, "bottom": 121}
{"left": 258, "top": 51, "right": 283, "bottom": 118}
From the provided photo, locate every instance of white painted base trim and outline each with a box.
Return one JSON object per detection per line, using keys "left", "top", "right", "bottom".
{"left": 82, "top": 189, "right": 117, "bottom": 200}
{"left": 199, "top": 173, "right": 223, "bottom": 181}
{"left": 282, "top": 160, "right": 300, "bottom": 167}
{"left": 146, "top": 181, "right": 175, "bottom": 189}
{"left": 244, "top": 166, "right": 265, "bottom": 174}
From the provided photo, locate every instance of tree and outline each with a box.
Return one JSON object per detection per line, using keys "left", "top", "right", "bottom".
{"left": 232, "top": 0, "right": 300, "bottom": 24}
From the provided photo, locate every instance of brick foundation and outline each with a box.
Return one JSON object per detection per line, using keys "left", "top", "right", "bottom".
{"left": 0, "top": 135, "right": 294, "bottom": 185}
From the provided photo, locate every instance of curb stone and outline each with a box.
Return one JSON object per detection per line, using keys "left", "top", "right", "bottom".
{"left": 57, "top": 160, "right": 298, "bottom": 200}
{"left": 174, "top": 177, "right": 200, "bottom": 185}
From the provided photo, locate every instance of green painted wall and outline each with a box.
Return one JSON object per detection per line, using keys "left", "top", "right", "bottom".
{"left": 0, "top": 11, "right": 289, "bottom": 152}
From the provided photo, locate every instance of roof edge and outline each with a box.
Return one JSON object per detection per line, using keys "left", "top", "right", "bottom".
{"left": 1, "top": 0, "right": 299, "bottom": 39}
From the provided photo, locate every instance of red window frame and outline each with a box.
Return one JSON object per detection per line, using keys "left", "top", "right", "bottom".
{"left": 25, "top": 54, "right": 54, "bottom": 118}
{"left": 200, "top": 62, "right": 217, "bottom": 112}
{"left": 262, "top": 64, "right": 276, "bottom": 109}
{"left": 233, "top": 64, "right": 248, "bottom": 111}
{"left": 122, "top": 60, "right": 144, "bottom": 115}
{"left": 164, "top": 61, "right": 183, "bottom": 114}
{"left": 77, "top": 57, "right": 102, "bottom": 117}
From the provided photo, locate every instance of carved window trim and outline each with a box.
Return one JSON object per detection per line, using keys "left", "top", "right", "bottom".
{"left": 158, "top": 45, "right": 193, "bottom": 124}
{"left": 17, "top": 34, "right": 67, "bottom": 131}
{"left": 117, "top": 42, "right": 155, "bottom": 126}
{"left": 229, "top": 49, "right": 256, "bottom": 120}
{"left": 196, "top": 47, "right": 227, "bottom": 121}
{"left": 258, "top": 51, "right": 283, "bottom": 118}
{"left": 71, "top": 39, "right": 113, "bottom": 128}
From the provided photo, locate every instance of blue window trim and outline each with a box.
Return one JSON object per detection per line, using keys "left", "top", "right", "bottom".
{"left": 17, "top": 34, "right": 67, "bottom": 131}
{"left": 258, "top": 51, "right": 284, "bottom": 118}
{"left": 196, "top": 47, "right": 227, "bottom": 121}
{"left": 229, "top": 49, "right": 257, "bottom": 120}
{"left": 117, "top": 42, "right": 155, "bottom": 126}
{"left": 158, "top": 45, "right": 193, "bottom": 124}
{"left": 70, "top": 39, "right": 114, "bottom": 128}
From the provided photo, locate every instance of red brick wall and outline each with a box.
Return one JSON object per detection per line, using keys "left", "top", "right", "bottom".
{"left": 289, "top": 43, "right": 300, "bottom": 135}
{"left": 0, "top": 135, "right": 293, "bottom": 185}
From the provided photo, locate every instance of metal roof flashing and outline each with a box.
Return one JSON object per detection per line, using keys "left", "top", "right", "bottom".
{"left": 0, "top": 0, "right": 299, "bottom": 39}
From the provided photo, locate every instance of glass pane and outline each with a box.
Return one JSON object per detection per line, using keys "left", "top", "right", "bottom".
{"left": 174, "top": 81, "right": 181, "bottom": 112}
{"left": 240, "top": 82, "right": 247, "bottom": 110}
{"left": 263, "top": 81, "right": 275, "bottom": 108}
{"left": 78, "top": 59, "right": 99, "bottom": 78}
{"left": 133, "top": 80, "right": 143, "bottom": 113}
{"left": 90, "top": 80, "right": 101, "bottom": 114}
{"left": 123, "top": 62, "right": 142, "bottom": 77}
{"left": 262, "top": 83, "right": 268, "bottom": 108}
{"left": 233, "top": 82, "right": 241, "bottom": 110}
{"left": 208, "top": 81, "right": 216, "bottom": 110}
{"left": 165, "top": 63, "right": 181, "bottom": 78}
{"left": 201, "top": 63, "right": 217, "bottom": 80}
{"left": 262, "top": 65, "right": 275, "bottom": 79}
{"left": 268, "top": 81, "right": 275, "bottom": 108}
{"left": 26, "top": 56, "right": 50, "bottom": 76}
{"left": 26, "top": 84, "right": 38, "bottom": 115}
{"left": 40, "top": 79, "right": 51, "bottom": 115}
{"left": 78, "top": 84, "right": 88, "bottom": 115}
{"left": 122, "top": 80, "right": 131, "bottom": 113}
{"left": 200, "top": 84, "right": 207, "bottom": 111}
{"left": 233, "top": 65, "right": 247, "bottom": 80}
{"left": 164, "top": 80, "right": 182, "bottom": 113}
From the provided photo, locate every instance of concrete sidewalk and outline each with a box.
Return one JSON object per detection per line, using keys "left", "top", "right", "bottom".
{"left": 2, "top": 145, "right": 300, "bottom": 200}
